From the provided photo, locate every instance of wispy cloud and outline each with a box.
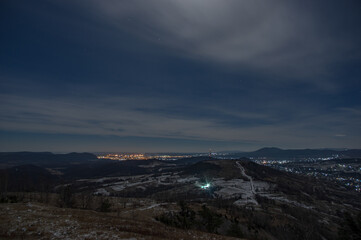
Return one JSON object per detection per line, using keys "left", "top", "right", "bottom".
{"left": 85, "top": 0, "right": 360, "bottom": 82}
{"left": 1, "top": 92, "right": 360, "bottom": 149}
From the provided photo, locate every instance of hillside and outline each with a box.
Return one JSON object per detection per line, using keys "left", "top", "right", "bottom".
{"left": 0, "top": 201, "right": 240, "bottom": 240}
{"left": 0, "top": 164, "right": 59, "bottom": 192}
{"left": 0, "top": 152, "right": 99, "bottom": 168}
{"left": 1, "top": 158, "right": 360, "bottom": 239}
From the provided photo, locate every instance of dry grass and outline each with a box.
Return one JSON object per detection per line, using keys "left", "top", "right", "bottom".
{"left": 0, "top": 202, "right": 242, "bottom": 240}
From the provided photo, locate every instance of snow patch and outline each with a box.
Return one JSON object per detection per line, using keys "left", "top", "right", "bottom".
{"left": 94, "top": 188, "right": 110, "bottom": 196}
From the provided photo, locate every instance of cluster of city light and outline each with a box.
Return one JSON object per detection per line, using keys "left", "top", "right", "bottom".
{"left": 256, "top": 159, "right": 291, "bottom": 165}
{"left": 97, "top": 153, "right": 194, "bottom": 161}
{"left": 97, "top": 153, "right": 147, "bottom": 161}
{"left": 258, "top": 158, "right": 361, "bottom": 192}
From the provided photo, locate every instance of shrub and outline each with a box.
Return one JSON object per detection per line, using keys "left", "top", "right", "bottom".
{"left": 99, "top": 199, "right": 112, "bottom": 212}
{"left": 227, "top": 219, "right": 244, "bottom": 238}
{"left": 198, "top": 205, "right": 223, "bottom": 233}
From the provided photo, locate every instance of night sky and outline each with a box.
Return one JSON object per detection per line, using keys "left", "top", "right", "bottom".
{"left": 1, "top": 0, "right": 361, "bottom": 153}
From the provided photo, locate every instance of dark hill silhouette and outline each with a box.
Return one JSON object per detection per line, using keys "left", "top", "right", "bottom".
{"left": 235, "top": 147, "right": 361, "bottom": 159}
{"left": 62, "top": 160, "right": 152, "bottom": 179}
{"left": 0, "top": 152, "right": 99, "bottom": 168}
{"left": 173, "top": 156, "right": 216, "bottom": 165}
{"left": 182, "top": 161, "right": 221, "bottom": 176}
{"left": 0, "top": 164, "right": 59, "bottom": 192}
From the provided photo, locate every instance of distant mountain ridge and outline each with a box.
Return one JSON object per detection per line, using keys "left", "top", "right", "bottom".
{"left": 228, "top": 147, "right": 361, "bottom": 159}
{"left": 0, "top": 152, "right": 99, "bottom": 168}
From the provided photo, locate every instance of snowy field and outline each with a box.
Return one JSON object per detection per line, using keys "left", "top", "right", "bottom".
{"left": 79, "top": 161, "right": 313, "bottom": 209}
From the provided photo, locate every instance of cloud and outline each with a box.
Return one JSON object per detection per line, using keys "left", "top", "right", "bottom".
{"left": 0, "top": 93, "right": 262, "bottom": 141}
{"left": 1, "top": 92, "right": 360, "bottom": 149}
{"left": 85, "top": 0, "right": 360, "bottom": 81}
{"left": 1, "top": 1, "right": 360, "bottom": 151}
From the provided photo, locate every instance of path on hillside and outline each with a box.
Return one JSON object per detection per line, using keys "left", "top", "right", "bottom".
{"left": 236, "top": 161, "right": 258, "bottom": 205}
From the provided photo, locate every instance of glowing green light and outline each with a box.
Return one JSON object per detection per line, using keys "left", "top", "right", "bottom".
{"left": 200, "top": 183, "right": 210, "bottom": 189}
